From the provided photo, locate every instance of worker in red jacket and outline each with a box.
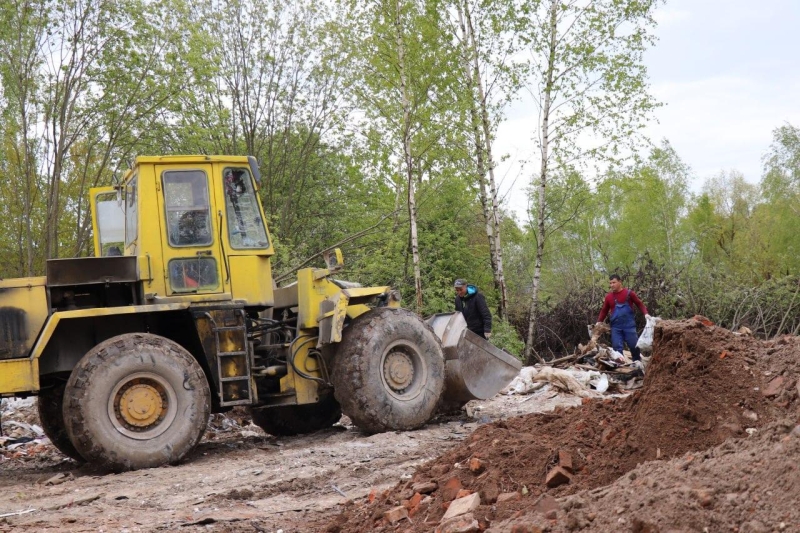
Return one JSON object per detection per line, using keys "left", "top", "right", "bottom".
{"left": 596, "top": 274, "right": 650, "bottom": 361}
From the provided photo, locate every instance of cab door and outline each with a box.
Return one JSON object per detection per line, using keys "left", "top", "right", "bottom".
{"left": 155, "top": 165, "right": 225, "bottom": 295}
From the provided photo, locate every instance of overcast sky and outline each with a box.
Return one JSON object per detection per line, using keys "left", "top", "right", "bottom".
{"left": 497, "top": 0, "right": 800, "bottom": 219}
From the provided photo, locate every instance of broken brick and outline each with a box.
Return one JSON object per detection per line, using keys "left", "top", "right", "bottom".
{"left": 558, "top": 450, "right": 573, "bottom": 473}
{"left": 436, "top": 513, "right": 479, "bottom": 533}
{"left": 442, "top": 493, "right": 481, "bottom": 521}
{"left": 405, "top": 492, "right": 422, "bottom": 510}
{"left": 441, "top": 477, "right": 463, "bottom": 502}
{"left": 545, "top": 466, "right": 573, "bottom": 488}
{"left": 384, "top": 506, "right": 409, "bottom": 525}
{"left": 455, "top": 489, "right": 472, "bottom": 499}
{"left": 468, "top": 457, "right": 485, "bottom": 474}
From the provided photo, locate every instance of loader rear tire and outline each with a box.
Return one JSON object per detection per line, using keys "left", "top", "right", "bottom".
{"left": 63, "top": 333, "right": 211, "bottom": 472}
{"left": 37, "top": 380, "right": 85, "bottom": 462}
{"left": 249, "top": 395, "right": 342, "bottom": 436}
{"left": 331, "top": 308, "right": 444, "bottom": 433}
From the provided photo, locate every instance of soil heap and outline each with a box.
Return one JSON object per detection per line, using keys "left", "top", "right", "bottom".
{"left": 324, "top": 318, "right": 800, "bottom": 532}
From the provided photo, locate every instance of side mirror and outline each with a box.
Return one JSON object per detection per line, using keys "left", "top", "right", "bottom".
{"left": 323, "top": 248, "right": 344, "bottom": 272}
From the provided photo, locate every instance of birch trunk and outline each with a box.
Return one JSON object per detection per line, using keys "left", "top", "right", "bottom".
{"left": 394, "top": 0, "right": 423, "bottom": 311}
{"left": 464, "top": 4, "right": 508, "bottom": 320}
{"left": 459, "top": 1, "right": 508, "bottom": 319}
{"left": 524, "top": 0, "right": 558, "bottom": 364}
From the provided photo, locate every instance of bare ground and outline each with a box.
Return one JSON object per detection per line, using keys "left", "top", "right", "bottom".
{"left": 0, "top": 385, "right": 579, "bottom": 532}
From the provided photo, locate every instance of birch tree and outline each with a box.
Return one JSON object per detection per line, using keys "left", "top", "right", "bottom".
{"left": 521, "top": 0, "right": 661, "bottom": 362}
{"left": 449, "top": 0, "right": 525, "bottom": 319}
{"left": 345, "top": 0, "right": 461, "bottom": 311}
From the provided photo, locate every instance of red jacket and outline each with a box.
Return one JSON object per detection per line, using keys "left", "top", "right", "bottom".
{"left": 598, "top": 289, "right": 648, "bottom": 322}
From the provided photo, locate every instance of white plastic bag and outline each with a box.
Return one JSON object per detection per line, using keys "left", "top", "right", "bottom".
{"left": 589, "top": 373, "right": 609, "bottom": 393}
{"left": 636, "top": 315, "right": 658, "bottom": 352}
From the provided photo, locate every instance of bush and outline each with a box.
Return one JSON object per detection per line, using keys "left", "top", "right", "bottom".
{"left": 490, "top": 319, "right": 525, "bottom": 361}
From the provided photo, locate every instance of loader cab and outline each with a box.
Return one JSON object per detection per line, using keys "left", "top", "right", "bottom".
{"left": 91, "top": 156, "right": 276, "bottom": 306}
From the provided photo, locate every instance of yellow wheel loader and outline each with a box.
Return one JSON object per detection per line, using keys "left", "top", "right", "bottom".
{"left": 0, "top": 155, "right": 520, "bottom": 472}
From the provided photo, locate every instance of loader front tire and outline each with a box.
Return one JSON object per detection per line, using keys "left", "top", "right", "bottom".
{"left": 249, "top": 395, "right": 342, "bottom": 437}
{"left": 331, "top": 308, "right": 444, "bottom": 433}
{"left": 63, "top": 333, "right": 211, "bottom": 472}
{"left": 37, "top": 380, "right": 85, "bottom": 462}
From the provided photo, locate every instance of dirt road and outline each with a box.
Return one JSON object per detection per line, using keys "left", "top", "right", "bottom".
{"left": 0, "top": 388, "right": 579, "bottom": 532}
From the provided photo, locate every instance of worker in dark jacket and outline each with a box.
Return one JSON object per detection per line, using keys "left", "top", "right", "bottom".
{"left": 454, "top": 279, "right": 492, "bottom": 339}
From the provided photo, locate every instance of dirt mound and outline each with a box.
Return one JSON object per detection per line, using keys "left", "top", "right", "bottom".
{"left": 494, "top": 421, "right": 800, "bottom": 532}
{"left": 324, "top": 319, "right": 799, "bottom": 532}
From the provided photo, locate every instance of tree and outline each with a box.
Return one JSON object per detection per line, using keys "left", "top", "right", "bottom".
{"left": 520, "top": 0, "right": 661, "bottom": 362}
{"left": 449, "top": 0, "right": 525, "bottom": 319}
{"left": 344, "top": 0, "right": 463, "bottom": 311}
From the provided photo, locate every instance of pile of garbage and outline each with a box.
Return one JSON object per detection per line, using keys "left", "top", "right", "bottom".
{"left": 502, "top": 318, "right": 661, "bottom": 398}
{"left": 0, "top": 398, "right": 60, "bottom": 465}
{"left": 0, "top": 399, "right": 266, "bottom": 466}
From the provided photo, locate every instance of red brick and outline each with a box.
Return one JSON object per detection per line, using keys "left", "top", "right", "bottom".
{"left": 558, "top": 450, "right": 573, "bottom": 473}
{"left": 405, "top": 492, "right": 422, "bottom": 510}
{"left": 441, "top": 476, "right": 463, "bottom": 502}
{"left": 468, "top": 457, "right": 486, "bottom": 474}
{"left": 545, "top": 466, "right": 572, "bottom": 488}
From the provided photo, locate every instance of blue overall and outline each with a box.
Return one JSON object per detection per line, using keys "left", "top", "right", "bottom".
{"left": 609, "top": 290, "right": 641, "bottom": 361}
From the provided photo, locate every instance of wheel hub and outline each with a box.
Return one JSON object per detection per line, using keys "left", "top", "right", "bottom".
{"left": 383, "top": 351, "right": 415, "bottom": 392}
{"left": 111, "top": 376, "right": 171, "bottom": 435}
{"left": 117, "top": 382, "right": 166, "bottom": 428}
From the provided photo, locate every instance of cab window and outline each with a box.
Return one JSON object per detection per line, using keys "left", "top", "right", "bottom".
{"left": 95, "top": 191, "right": 125, "bottom": 256}
{"left": 223, "top": 167, "right": 269, "bottom": 249}
{"left": 162, "top": 170, "right": 212, "bottom": 247}
{"left": 168, "top": 258, "right": 219, "bottom": 292}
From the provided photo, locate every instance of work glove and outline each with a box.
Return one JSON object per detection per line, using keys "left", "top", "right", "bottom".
{"left": 595, "top": 322, "right": 603, "bottom": 328}
{"left": 485, "top": 332, "right": 492, "bottom": 339}
{"left": 645, "top": 314, "right": 651, "bottom": 320}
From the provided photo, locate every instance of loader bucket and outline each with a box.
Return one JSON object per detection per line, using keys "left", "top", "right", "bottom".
{"left": 427, "top": 313, "right": 522, "bottom": 403}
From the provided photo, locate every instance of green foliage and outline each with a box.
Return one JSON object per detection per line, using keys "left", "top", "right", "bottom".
{"left": 490, "top": 319, "right": 525, "bottom": 360}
